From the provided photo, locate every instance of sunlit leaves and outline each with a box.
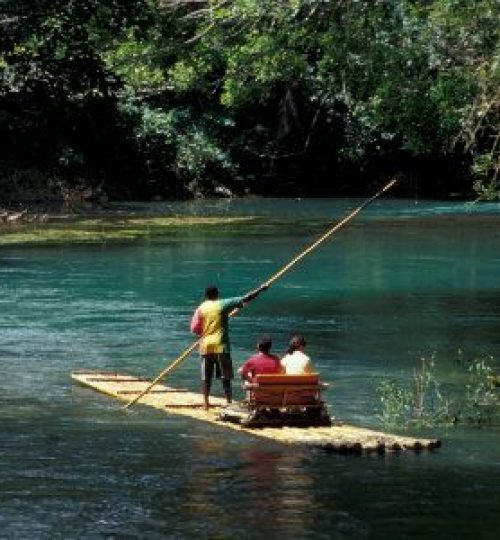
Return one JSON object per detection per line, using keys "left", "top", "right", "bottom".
{"left": 103, "top": 29, "right": 166, "bottom": 90}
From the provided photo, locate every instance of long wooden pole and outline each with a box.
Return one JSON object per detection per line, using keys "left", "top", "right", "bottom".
{"left": 123, "top": 178, "right": 397, "bottom": 409}
{"left": 261, "top": 178, "right": 397, "bottom": 288}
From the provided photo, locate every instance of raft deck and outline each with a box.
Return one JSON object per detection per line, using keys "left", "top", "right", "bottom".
{"left": 71, "top": 371, "right": 441, "bottom": 455}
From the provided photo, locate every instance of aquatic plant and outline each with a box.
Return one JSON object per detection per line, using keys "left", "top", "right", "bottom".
{"left": 378, "top": 354, "right": 499, "bottom": 429}
{"left": 463, "top": 356, "right": 498, "bottom": 425}
{"left": 378, "top": 380, "right": 413, "bottom": 429}
{"left": 0, "top": 216, "right": 256, "bottom": 246}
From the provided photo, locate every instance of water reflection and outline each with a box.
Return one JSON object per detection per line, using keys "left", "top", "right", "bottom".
{"left": 174, "top": 440, "right": 316, "bottom": 538}
{"left": 240, "top": 449, "right": 315, "bottom": 535}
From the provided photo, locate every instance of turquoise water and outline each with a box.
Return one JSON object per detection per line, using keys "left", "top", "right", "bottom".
{"left": 1, "top": 198, "right": 499, "bottom": 539}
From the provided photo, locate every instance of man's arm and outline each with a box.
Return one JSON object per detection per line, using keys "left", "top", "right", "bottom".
{"left": 238, "top": 358, "right": 254, "bottom": 381}
{"left": 242, "top": 283, "right": 269, "bottom": 304}
{"left": 221, "top": 284, "right": 269, "bottom": 313}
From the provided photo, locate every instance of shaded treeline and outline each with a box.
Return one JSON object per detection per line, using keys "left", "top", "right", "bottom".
{"left": 0, "top": 0, "right": 498, "bottom": 202}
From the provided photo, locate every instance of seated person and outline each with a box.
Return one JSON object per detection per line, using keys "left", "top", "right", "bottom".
{"left": 238, "top": 334, "right": 282, "bottom": 382}
{"left": 280, "top": 335, "right": 313, "bottom": 374}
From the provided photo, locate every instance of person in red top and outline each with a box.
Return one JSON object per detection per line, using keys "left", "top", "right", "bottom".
{"left": 238, "top": 334, "right": 282, "bottom": 382}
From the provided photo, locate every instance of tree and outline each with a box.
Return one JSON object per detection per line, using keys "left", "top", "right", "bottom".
{"left": 1, "top": 0, "right": 499, "bottom": 200}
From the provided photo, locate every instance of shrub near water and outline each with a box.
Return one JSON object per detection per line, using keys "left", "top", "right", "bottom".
{"left": 463, "top": 356, "right": 499, "bottom": 425}
{"left": 378, "top": 354, "right": 499, "bottom": 429}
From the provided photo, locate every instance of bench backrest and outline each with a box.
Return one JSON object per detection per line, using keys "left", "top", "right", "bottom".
{"left": 247, "top": 373, "right": 323, "bottom": 406}
{"left": 253, "top": 373, "right": 319, "bottom": 385}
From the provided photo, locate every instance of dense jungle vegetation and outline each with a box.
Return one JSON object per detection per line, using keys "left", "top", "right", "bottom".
{"left": 0, "top": 0, "right": 499, "bottom": 202}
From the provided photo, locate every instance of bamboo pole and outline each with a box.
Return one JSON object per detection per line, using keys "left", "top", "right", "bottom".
{"left": 260, "top": 178, "right": 397, "bottom": 288}
{"left": 123, "top": 178, "right": 397, "bottom": 409}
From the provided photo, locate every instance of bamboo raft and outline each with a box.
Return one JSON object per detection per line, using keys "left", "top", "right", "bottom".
{"left": 72, "top": 371, "right": 441, "bottom": 455}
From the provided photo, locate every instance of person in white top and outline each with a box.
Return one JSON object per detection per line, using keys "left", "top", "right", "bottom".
{"left": 280, "top": 335, "right": 313, "bottom": 374}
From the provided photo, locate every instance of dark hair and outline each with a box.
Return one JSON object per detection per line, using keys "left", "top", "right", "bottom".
{"left": 257, "top": 334, "right": 272, "bottom": 354}
{"left": 205, "top": 285, "right": 219, "bottom": 300}
{"left": 287, "top": 335, "right": 306, "bottom": 355}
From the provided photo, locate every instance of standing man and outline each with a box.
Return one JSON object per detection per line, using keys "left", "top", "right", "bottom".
{"left": 190, "top": 283, "right": 268, "bottom": 409}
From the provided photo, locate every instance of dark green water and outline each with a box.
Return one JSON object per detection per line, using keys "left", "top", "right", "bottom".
{"left": 1, "top": 199, "right": 499, "bottom": 539}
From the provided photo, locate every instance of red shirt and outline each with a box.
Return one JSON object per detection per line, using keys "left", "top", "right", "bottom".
{"left": 240, "top": 352, "right": 281, "bottom": 381}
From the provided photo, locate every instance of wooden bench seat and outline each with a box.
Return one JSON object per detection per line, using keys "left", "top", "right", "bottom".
{"left": 244, "top": 373, "right": 328, "bottom": 408}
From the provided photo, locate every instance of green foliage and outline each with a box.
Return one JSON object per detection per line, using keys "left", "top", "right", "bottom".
{"left": 472, "top": 157, "right": 500, "bottom": 201}
{"left": 103, "top": 29, "right": 166, "bottom": 91}
{"left": 1, "top": 0, "right": 499, "bottom": 198}
{"left": 378, "top": 380, "right": 413, "bottom": 428}
{"left": 120, "top": 96, "right": 237, "bottom": 195}
{"left": 378, "top": 354, "right": 499, "bottom": 429}
{"left": 167, "top": 45, "right": 223, "bottom": 94}
{"left": 378, "top": 357, "right": 456, "bottom": 429}
{"left": 463, "top": 356, "right": 498, "bottom": 425}
{"left": 419, "top": 0, "right": 500, "bottom": 196}
{"left": 221, "top": 31, "right": 308, "bottom": 107}
{"left": 173, "top": 0, "right": 498, "bottom": 190}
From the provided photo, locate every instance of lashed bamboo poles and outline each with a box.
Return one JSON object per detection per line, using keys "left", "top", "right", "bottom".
{"left": 124, "top": 178, "right": 397, "bottom": 409}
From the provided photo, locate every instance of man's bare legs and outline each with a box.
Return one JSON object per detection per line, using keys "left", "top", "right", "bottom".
{"left": 222, "top": 379, "right": 232, "bottom": 405}
{"left": 202, "top": 381, "right": 210, "bottom": 410}
{"left": 202, "top": 377, "right": 231, "bottom": 410}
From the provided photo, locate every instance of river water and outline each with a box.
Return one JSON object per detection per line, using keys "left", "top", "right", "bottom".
{"left": 1, "top": 198, "right": 499, "bottom": 539}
